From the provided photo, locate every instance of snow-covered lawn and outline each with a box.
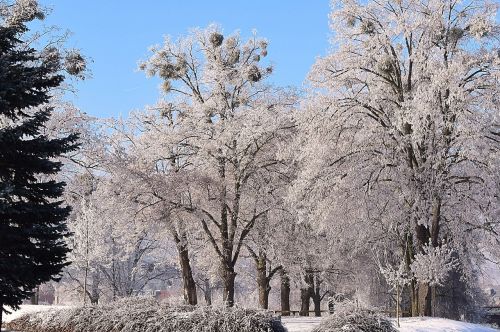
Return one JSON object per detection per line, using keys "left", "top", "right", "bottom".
{"left": 397, "top": 317, "right": 499, "bottom": 331}
{"left": 281, "top": 316, "right": 499, "bottom": 332}
{"left": 282, "top": 317, "right": 322, "bottom": 332}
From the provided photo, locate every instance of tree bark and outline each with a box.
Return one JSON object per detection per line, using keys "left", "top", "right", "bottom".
{"left": 300, "top": 271, "right": 314, "bottom": 316}
{"left": 312, "top": 294, "right": 321, "bottom": 316}
{"left": 30, "top": 287, "right": 39, "bottom": 305}
{"left": 203, "top": 278, "right": 212, "bottom": 305}
{"left": 415, "top": 221, "right": 431, "bottom": 316}
{"left": 431, "top": 285, "right": 437, "bottom": 317}
{"left": 170, "top": 223, "right": 198, "bottom": 306}
{"left": 90, "top": 271, "right": 100, "bottom": 305}
{"left": 429, "top": 198, "right": 441, "bottom": 316}
{"left": 223, "top": 268, "right": 237, "bottom": 307}
{"left": 404, "top": 236, "right": 420, "bottom": 317}
{"left": 280, "top": 270, "right": 291, "bottom": 316}
{"left": 417, "top": 282, "right": 432, "bottom": 316}
{"left": 300, "top": 288, "right": 311, "bottom": 316}
{"left": 257, "top": 256, "right": 270, "bottom": 309}
{"left": 410, "top": 280, "right": 419, "bottom": 317}
{"left": 312, "top": 275, "right": 322, "bottom": 317}
{"left": 178, "top": 243, "right": 197, "bottom": 305}
{"left": 413, "top": 197, "right": 442, "bottom": 316}
{"left": 430, "top": 198, "right": 441, "bottom": 248}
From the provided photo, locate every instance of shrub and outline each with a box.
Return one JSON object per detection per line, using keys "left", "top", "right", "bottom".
{"left": 5, "top": 297, "right": 286, "bottom": 332}
{"left": 312, "top": 302, "right": 396, "bottom": 332}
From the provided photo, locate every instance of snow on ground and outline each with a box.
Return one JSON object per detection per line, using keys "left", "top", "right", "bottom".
{"left": 281, "top": 316, "right": 499, "bottom": 332}
{"left": 397, "top": 317, "right": 499, "bottom": 332}
{"left": 281, "top": 317, "right": 322, "bottom": 332}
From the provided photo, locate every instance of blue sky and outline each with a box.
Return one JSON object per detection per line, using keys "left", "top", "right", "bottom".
{"left": 37, "top": 1, "right": 332, "bottom": 118}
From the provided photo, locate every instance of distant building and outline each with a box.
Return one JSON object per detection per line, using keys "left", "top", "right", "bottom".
{"left": 154, "top": 289, "right": 176, "bottom": 301}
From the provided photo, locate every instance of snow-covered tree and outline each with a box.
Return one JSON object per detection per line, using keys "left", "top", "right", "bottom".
{"left": 64, "top": 174, "right": 176, "bottom": 303}
{"left": 380, "top": 260, "right": 411, "bottom": 326}
{"left": 97, "top": 116, "right": 201, "bottom": 305}
{"left": 295, "top": 0, "right": 500, "bottom": 317}
{"left": 135, "top": 25, "right": 296, "bottom": 306}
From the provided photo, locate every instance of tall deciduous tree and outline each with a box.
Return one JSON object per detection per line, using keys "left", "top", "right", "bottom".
{"left": 0, "top": 0, "right": 84, "bottom": 322}
{"left": 297, "top": 0, "right": 500, "bottom": 317}
{"left": 97, "top": 123, "right": 202, "bottom": 305}
{"left": 138, "top": 25, "right": 296, "bottom": 306}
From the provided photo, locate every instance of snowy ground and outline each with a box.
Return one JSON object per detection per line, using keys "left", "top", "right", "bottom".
{"left": 397, "top": 317, "right": 499, "bottom": 331}
{"left": 281, "top": 316, "right": 499, "bottom": 332}
{"left": 282, "top": 317, "right": 321, "bottom": 332}
{"left": 2, "top": 307, "right": 499, "bottom": 332}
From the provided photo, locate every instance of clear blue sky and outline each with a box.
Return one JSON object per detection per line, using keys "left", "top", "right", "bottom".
{"left": 37, "top": 1, "right": 332, "bottom": 118}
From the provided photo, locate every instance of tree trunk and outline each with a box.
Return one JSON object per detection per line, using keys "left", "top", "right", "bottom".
{"left": 413, "top": 198, "right": 442, "bottom": 317}
{"left": 0, "top": 303, "right": 3, "bottom": 329}
{"left": 223, "top": 268, "right": 237, "bottom": 307}
{"left": 403, "top": 234, "right": 419, "bottom": 317}
{"left": 257, "top": 256, "right": 270, "bottom": 309}
{"left": 417, "top": 282, "right": 432, "bottom": 316}
{"left": 429, "top": 198, "right": 441, "bottom": 316}
{"left": 312, "top": 277, "right": 322, "bottom": 317}
{"left": 415, "top": 221, "right": 431, "bottom": 316}
{"left": 431, "top": 285, "right": 437, "bottom": 317}
{"left": 30, "top": 286, "right": 39, "bottom": 305}
{"left": 430, "top": 198, "right": 441, "bottom": 248}
{"left": 280, "top": 270, "right": 291, "bottom": 316}
{"left": 410, "top": 280, "right": 419, "bottom": 317}
{"left": 300, "top": 288, "right": 311, "bottom": 316}
{"left": 178, "top": 244, "right": 197, "bottom": 305}
{"left": 313, "top": 294, "right": 321, "bottom": 316}
{"left": 90, "top": 271, "right": 100, "bottom": 305}
{"left": 203, "top": 278, "right": 212, "bottom": 305}
{"left": 300, "top": 271, "right": 314, "bottom": 316}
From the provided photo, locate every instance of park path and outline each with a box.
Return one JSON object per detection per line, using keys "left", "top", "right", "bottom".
{"left": 281, "top": 316, "right": 322, "bottom": 332}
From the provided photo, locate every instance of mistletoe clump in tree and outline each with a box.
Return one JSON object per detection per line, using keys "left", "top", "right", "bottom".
{"left": 0, "top": 0, "right": 84, "bottom": 323}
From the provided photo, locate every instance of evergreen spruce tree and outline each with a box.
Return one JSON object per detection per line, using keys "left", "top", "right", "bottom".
{"left": 0, "top": 2, "right": 80, "bottom": 323}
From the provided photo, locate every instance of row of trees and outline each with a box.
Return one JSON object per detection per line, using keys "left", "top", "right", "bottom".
{"left": 1, "top": 0, "right": 499, "bottom": 321}
{"left": 61, "top": 26, "right": 308, "bottom": 309}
